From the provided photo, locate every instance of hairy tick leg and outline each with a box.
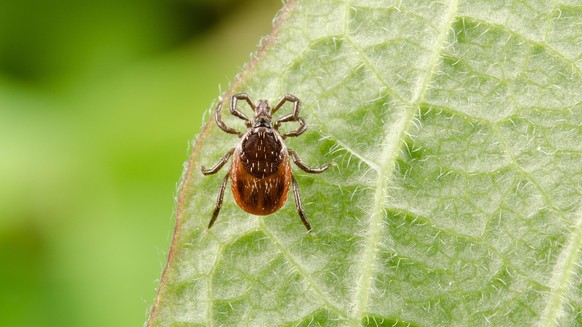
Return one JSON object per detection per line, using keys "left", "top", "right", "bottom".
{"left": 289, "top": 149, "right": 332, "bottom": 173}
{"left": 201, "top": 148, "right": 234, "bottom": 175}
{"left": 208, "top": 173, "right": 230, "bottom": 230}
{"left": 292, "top": 174, "right": 312, "bottom": 232}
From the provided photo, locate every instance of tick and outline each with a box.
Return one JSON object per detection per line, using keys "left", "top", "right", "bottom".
{"left": 201, "top": 93, "right": 332, "bottom": 232}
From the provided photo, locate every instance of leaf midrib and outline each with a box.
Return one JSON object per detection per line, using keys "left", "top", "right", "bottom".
{"left": 539, "top": 206, "right": 582, "bottom": 326}
{"left": 346, "top": 0, "right": 461, "bottom": 324}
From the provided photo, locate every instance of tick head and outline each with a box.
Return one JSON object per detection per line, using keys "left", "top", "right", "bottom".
{"left": 253, "top": 100, "right": 272, "bottom": 128}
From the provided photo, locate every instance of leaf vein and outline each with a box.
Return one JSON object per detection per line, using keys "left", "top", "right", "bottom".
{"left": 347, "top": 0, "right": 461, "bottom": 324}
{"left": 539, "top": 204, "right": 582, "bottom": 326}
{"left": 462, "top": 15, "right": 582, "bottom": 81}
{"left": 258, "top": 219, "right": 348, "bottom": 320}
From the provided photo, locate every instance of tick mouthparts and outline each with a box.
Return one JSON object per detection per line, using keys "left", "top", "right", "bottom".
{"left": 253, "top": 117, "right": 272, "bottom": 128}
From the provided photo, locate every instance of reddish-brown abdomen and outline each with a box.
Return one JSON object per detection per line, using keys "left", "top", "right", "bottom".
{"left": 229, "top": 127, "right": 291, "bottom": 215}
{"left": 230, "top": 152, "right": 291, "bottom": 215}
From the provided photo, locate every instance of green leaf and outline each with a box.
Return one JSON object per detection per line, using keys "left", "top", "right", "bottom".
{"left": 147, "top": 0, "right": 582, "bottom": 326}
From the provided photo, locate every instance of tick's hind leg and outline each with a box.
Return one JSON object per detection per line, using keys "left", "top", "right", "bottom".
{"left": 289, "top": 149, "right": 332, "bottom": 173}
{"left": 208, "top": 173, "right": 230, "bottom": 230}
{"left": 292, "top": 174, "right": 312, "bottom": 232}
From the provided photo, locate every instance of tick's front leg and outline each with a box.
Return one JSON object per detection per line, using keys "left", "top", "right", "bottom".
{"left": 272, "top": 94, "right": 306, "bottom": 138}
{"left": 272, "top": 93, "right": 300, "bottom": 116}
{"left": 215, "top": 100, "right": 244, "bottom": 136}
{"left": 230, "top": 93, "right": 254, "bottom": 128}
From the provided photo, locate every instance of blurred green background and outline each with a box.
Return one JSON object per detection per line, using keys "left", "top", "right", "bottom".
{"left": 0, "top": 0, "right": 279, "bottom": 326}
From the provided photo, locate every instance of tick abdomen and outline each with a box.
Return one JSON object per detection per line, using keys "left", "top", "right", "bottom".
{"left": 230, "top": 128, "right": 291, "bottom": 215}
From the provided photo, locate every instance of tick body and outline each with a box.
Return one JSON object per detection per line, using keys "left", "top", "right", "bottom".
{"left": 201, "top": 93, "right": 331, "bottom": 232}
{"left": 231, "top": 126, "right": 291, "bottom": 215}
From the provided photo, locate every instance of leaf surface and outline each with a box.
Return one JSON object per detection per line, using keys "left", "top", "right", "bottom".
{"left": 148, "top": 0, "right": 582, "bottom": 325}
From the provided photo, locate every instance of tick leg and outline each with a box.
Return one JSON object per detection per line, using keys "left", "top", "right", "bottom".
{"left": 208, "top": 173, "right": 230, "bottom": 230}
{"left": 273, "top": 94, "right": 307, "bottom": 138}
{"left": 273, "top": 93, "right": 300, "bottom": 116}
{"left": 215, "top": 100, "right": 243, "bottom": 136}
{"left": 292, "top": 173, "right": 312, "bottom": 232}
{"left": 289, "top": 149, "right": 332, "bottom": 173}
{"left": 231, "top": 93, "right": 254, "bottom": 128}
{"left": 280, "top": 117, "right": 306, "bottom": 139}
{"left": 201, "top": 148, "right": 234, "bottom": 175}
